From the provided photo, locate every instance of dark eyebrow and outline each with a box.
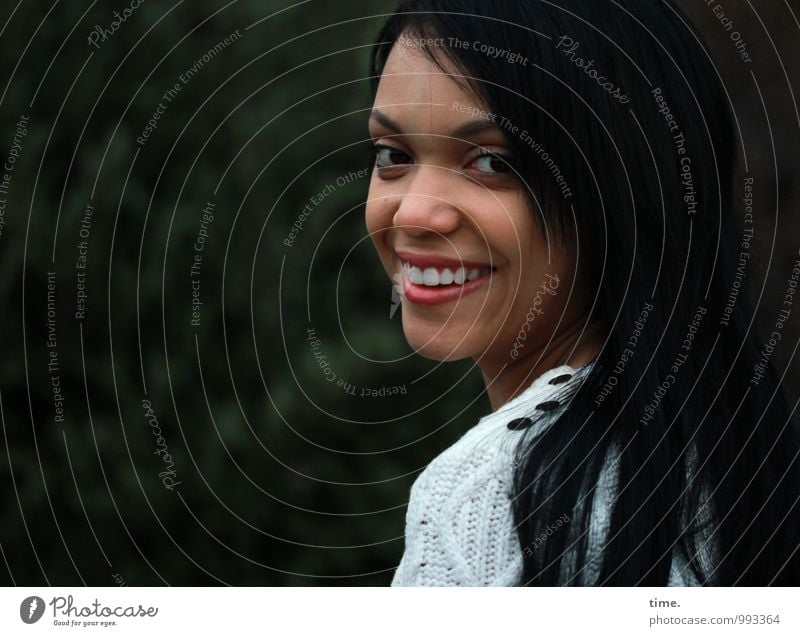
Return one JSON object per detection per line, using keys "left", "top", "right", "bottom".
{"left": 369, "top": 109, "right": 502, "bottom": 140}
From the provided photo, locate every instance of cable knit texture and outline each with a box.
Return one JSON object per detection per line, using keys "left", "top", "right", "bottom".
{"left": 391, "top": 363, "right": 707, "bottom": 586}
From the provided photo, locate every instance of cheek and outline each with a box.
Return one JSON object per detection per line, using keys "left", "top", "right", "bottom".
{"left": 482, "top": 194, "right": 535, "bottom": 266}
{"left": 365, "top": 185, "right": 396, "bottom": 274}
{"left": 364, "top": 200, "right": 379, "bottom": 237}
{"left": 365, "top": 179, "right": 391, "bottom": 235}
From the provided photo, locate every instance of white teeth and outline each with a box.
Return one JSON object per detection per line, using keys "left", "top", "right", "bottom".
{"left": 402, "top": 261, "right": 492, "bottom": 286}
{"left": 422, "top": 267, "right": 439, "bottom": 286}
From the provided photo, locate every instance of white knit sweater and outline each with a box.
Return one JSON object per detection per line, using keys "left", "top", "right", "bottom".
{"left": 390, "top": 363, "right": 709, "bottom": 586}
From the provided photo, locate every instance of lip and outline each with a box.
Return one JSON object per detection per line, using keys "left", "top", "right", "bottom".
{"left": 395, "top": 250, "right": 494, "bottom": 270}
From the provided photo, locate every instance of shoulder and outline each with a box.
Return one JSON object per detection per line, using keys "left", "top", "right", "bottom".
{"left": 392, "top": 432, "right": 522, "bottom": 586}
{"left": 392, "top": 364, "right": 584, "bottom": 586}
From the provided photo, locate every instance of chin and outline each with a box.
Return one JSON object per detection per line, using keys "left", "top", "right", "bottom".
{"left": 401, "top": 319, "right": 475, "bottom": 362}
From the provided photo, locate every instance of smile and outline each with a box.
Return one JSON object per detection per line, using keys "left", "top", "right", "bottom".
{"left": 402, "top": 262, "right": 493, "bottom": 286}
{"left": 395, "top": 251, "right": 496, "bottom": 306}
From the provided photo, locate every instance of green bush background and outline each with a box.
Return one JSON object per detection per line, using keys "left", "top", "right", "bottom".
{"left": 0, "top": 0, "right": 489, "bottom": 586}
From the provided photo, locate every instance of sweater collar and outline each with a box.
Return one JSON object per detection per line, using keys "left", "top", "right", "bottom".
{"left": 486, "top": 360, "right": 595, "bottom": 420}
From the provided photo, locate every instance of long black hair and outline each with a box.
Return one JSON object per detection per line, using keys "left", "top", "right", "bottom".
{"left": 370, "top": 0, "right": 800, "bottom": 585}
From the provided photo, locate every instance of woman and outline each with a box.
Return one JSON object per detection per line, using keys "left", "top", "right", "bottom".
{"left": 365, "top": 0, "right": 800, "bottom": 585}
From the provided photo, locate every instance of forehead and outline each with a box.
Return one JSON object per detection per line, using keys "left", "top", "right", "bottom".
{"left": 372, "top": 36, "right": 487, "bottom": 128}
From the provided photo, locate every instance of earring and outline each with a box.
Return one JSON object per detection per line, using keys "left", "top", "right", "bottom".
{"left": 390, "top": 272, "right": 404, "bottom": 319}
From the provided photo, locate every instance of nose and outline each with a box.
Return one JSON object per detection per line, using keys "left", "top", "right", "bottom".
{"left": 391, "top": 166, "right": 462, "bottom": 238}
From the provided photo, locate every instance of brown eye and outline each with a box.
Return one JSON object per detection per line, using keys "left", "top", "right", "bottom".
{"left": 471, "top": 152, "right": 514, "bottom": 175}
{"left": 374, "top": 144, "right": 411, "bottom": 168}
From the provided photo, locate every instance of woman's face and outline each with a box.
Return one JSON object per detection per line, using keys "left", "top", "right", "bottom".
{"left": 365, "top": 36, "right": 589, "bottom": 368}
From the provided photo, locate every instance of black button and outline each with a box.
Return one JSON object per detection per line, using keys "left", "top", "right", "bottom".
{"left": 548, "top": 373, "right": 573, "bottom": 385}
{"left": 507, "top": 417, "right": 533, "bottom": 430}
{"left": 535, "top": 400, "right": 561, "bottom": 411}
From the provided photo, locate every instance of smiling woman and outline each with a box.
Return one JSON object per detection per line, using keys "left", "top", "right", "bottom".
{"left": 365, "top": 0, "right": 800, "bottom": 587}
{"left": 365, "top": 44, "right": 599, "bottom": 402}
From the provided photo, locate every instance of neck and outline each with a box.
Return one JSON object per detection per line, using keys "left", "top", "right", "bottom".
{"left": 477, "top": 318, "right": 602, "bottom": 411}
